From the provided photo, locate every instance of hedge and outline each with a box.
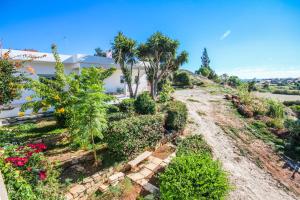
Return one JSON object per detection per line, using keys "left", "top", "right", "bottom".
{"left": 106, "top": 114, "right": 165, "bottom": 159}
{"left": 165, "top": 101, "right": 188, "bottom": 131}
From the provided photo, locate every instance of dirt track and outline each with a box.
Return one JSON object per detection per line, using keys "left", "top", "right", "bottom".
{"left": 174, "top": 89, "right": 299, "bottom": 200}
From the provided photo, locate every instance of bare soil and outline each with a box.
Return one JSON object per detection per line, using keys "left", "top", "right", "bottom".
{"left": 174, "top": 88, "right": 299, "bottom": 200}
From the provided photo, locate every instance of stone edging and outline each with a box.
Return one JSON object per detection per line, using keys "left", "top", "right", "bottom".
{"left": 65, "top": 144, "right": 176, "bottom": 200}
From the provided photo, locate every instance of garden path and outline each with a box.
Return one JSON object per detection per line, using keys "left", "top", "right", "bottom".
{"left": 174, "top": 88, "right": 299, "bottom": 200}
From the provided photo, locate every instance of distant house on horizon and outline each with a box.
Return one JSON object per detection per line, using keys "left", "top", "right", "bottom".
{"left": 0, "top": 49, "right": 149, "bottom": 119}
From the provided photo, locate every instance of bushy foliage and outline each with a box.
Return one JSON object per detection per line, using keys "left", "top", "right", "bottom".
{"left": 290, "top": 105, "right": 300, "bottom": 118}
{"left": 237, "top": 83, "right": 253, "bottom": 105}
{"left": 107, "top": 112, "right": 131, "bottom": 122}
{"left": 67, "top": 67, "right": 113, "bottom": 165}
{"left": 228, "top": 76, "right": 242, "bottom": 87}
{"left": 284, "top": 120, "right": 300, "bottom": 161}
{"left": 119, "top": 98, "right": 135, "bottom": 113}
{"left": 106, "top": 115, "right": 164, "bottom": 159}
{"left": 107, "top": 104, "right": 120, "bottom": 113}
{"left": 283, "top": 100, "right": 300, "bottom": 106}
{"left": 159, "top": 81, "right": 175, "bottom": 103}
{"left": 0, "top": 144, "right": 62, "bottom": 200}
{"left": 267, "top": 100, "right": 285, "bottom": 119}
{"left": 21, "top": 45, "right": 70, "bottom": 126}
{"left": 0, "top": 51, "right": 28, "bottom": 106}
{"left": 273, "top": 89, "right": 300, "bottom": 95}
{"left": 165, "top": 101, "right": 188, "bottom": 131}
{"left": 159, "top": 154, "right": 230, "bottom": 200}
{"left": 134, "top": 92, "right": 156, "bottom": 114}
{"left": 173, "top": 71, "right": 191, "bottom": 86}
{"left": 197, "top": 66, "right": 210, "bottom": 77}
{"left": 176, "top": 135, "right": 212, "bottom": 157}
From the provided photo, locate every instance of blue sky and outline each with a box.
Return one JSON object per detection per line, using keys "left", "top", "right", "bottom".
{"left": 1, "top": 0, "right": 300, "bottom": 78}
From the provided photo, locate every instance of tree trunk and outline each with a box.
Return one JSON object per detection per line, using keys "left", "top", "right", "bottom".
{"left": 134, "top": 68, "right": 140, "bottom": 98}
{"left": 127, "top": 82, "right": 134, "bottom": 98}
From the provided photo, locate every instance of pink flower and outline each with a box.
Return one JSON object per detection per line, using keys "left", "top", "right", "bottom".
{"left": 38, "top": 170, "right": 47, "bottom": 180}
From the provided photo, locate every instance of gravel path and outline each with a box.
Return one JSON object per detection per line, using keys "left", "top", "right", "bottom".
{"left": 174, "top": 89, "right": 298, "bottom": 200}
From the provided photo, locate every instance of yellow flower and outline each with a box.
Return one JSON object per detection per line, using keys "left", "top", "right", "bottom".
{"left": 54, "top": 95, "right": 60, "bottom": 100}
{"left": 25, "top": 96, "right": 32, "bottom": 101}
{"left": 18, "top": 112, "right": 25, "bottom": 117}
{"left": 57, "top": 108, "right": 65, "bottom": 114}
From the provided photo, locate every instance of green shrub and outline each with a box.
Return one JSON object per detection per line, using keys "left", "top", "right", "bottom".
{"left": 173, "top": 71, "right": 191, "bottom": 86}
{"left": 283, "top": 100, "right": 300, "bottom": 106}
{"left": 176, "top": 135, "right": 212, "bottom": 157}
{"left": 267, "top": 100, "right": 285, "bottom": 119}
{"left": 107, "top": 112, "right": 131, "bottom": 121}
{"left": 159, "top": 81, "right": 175, "bottom": 103}
{"left": 107, "top": 104, "right": 120, "bottom": 113}
{"left": 290, "top": 105, "right": 300, "bottom": 118}
{"left": 266, "top": 118, "right": 284, "bottom": 129}
{"left": 159, "top": 154, "right": 230, "bottom": 200}
{"left": 273, "top": 89, "right": 300, "bottom": 95}
{"left": 106, "top": 114, "right": 164, "bottom": 159}
{"left": 134, "top": 92, "right": 156, "bottom": 115}
{"left": 165, "top": 101, "right": 188, "bottom": 131}
{"left": 284, "top": 120, "right": 300, "bottom": 161}
{"left": 119, "top": 98, "right": 135, "bottom": 113}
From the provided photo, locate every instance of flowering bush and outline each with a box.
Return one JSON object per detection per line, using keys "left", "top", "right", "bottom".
{"left": 0, "top": 143, "right": 63, "bottom": 200}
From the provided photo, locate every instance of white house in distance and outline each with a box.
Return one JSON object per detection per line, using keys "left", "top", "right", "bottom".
{"left": 0, "top": 49, "right": 149, "bottom": 119}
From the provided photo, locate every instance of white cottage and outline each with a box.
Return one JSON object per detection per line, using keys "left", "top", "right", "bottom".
{"left": 0, "top": 49, "right": 149, "bottom": 119}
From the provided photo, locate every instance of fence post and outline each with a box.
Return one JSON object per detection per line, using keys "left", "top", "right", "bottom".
{"left": 0, "top": 171, "right": 8, "bottom": 200}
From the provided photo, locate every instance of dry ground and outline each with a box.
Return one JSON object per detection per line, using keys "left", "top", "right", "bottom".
{"left": 174, "top": 88, "right": 299, "bottom": 200}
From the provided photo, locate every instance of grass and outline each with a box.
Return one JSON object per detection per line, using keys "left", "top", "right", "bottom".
{"left": 0, "top": 121, "right": 65, "bottom": 146}
{"left": 247, "top": 121, "right": 284, "bottom": 151}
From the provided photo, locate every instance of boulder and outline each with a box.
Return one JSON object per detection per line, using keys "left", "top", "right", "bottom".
{"left": 238, "top": 105, "right": 253, "bottom": 118}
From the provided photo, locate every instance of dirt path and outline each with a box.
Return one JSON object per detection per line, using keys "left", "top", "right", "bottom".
{"left": 174, "top": 89, "right": 299, "bottom": 200}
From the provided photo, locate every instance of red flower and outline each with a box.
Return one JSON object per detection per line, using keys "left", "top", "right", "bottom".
{"left": 38, "top": 170, "right": 47, "bottom": 180}
{"left": 27, "top": 143, "right": 47, "bottom": 152}
{"left": 5, "top": 157, "right": 28, "bottom": 167}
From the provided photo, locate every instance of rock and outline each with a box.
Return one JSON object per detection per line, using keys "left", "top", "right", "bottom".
{"left": 65, "top": 192, "right": 73, "bottom": 200}
{"left": 69, "top": 184, "right": 86, "bottom": 195}
{"left": 238, "top": 105, "right": 253, "bottom": 118}
{"left": 70, "top": 164, "right": 85, "bottom": 173}
{"left": 139, "top": 168, "right": 153, "bottom": 178}
{"left": 145, "top": 162, "right": 160, "bottom": 171}
{"left": 127, "top": 172, "right": 144, "bottom": 182}
{"left": 143, "top": 183, "right": 159, "bottom": 193}
{"left": 128, "top": 151, "right": 152, "bottom": 168}
{"left": 108, "top": 172, "right": 125, "bottom": 183}
{"left": 224, "top": 94, "right": 232, "bottom": 100}
{"left": 98, "top": 183, "right": 109, "bottom": 192}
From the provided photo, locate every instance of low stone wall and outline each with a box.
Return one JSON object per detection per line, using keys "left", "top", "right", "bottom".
{"left": 65, "top": 144, "right": 176, "bottom": 200}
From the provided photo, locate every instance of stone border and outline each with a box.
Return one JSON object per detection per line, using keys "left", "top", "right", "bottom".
{"left": 64, "top": 145, "right": 176, "bottom": 200}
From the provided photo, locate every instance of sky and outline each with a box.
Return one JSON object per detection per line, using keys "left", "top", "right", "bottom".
{"left": 1, "top": 0, "right": 300, "bottom": 79}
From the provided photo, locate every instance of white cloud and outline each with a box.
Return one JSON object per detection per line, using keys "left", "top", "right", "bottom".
{"left": 220, "top": 66, "right": 300, "bottom": 79}
{"left": 220, "top": 30, "right": 231, "bottom": 40}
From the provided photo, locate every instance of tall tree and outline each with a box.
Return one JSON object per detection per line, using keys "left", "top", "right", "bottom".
{"left": 201, "top": 48, "right": 210, "bottom": 69}
{"left": 94, "top": 47, "right": 107, "bottom": 57}
{"left": 138, "top": 32, "right": 188, "bottom": 99}
{"left": 112, "top": 32, "right": 140, "bottom": 98}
